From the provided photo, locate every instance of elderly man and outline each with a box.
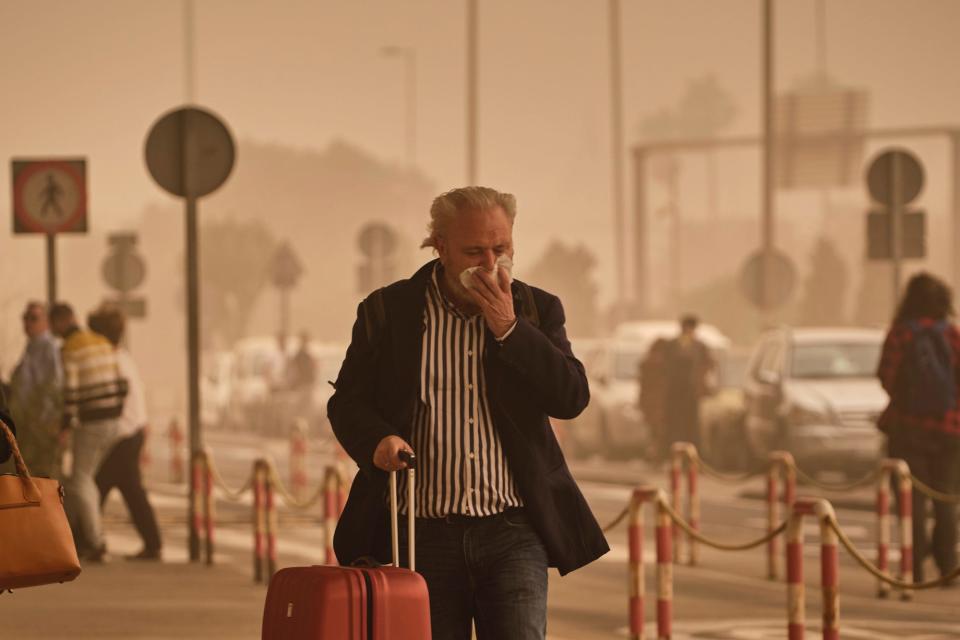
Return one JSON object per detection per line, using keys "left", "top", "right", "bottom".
{"left": 328, "top": 186, "right": 608, "bottom": 640}
{"left": 8, "top": 301, "right": 63, "bottom": 478}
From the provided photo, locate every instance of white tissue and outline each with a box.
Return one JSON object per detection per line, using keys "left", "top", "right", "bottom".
{"left": 459, "top": 255, "right": 513, "bottom": 290}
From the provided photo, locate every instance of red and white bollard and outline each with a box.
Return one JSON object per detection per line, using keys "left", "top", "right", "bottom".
{"left": 768, "top": 451, "right": 796, "bottom": 580}
{"left": 877, "top": 458, "right": 913, "bottom": 600}
{"left": 786, "top": 497, "right": 839, "bottom": 640}
{"left": 253, "top": 460, "right": 267, "bottom": 583}
{"left": 628, "top": 487, "right": 672, "bottom": 640}
{"left": 265, "top": 464, "right": 278, "bottom": 580}
{"left": 655, "top": 496, "right": 674, "bottom": 639}
{"left": 669, "top": 442, "right": 699, "bottom": 565}
{"left": 169, "top": 418, "right": 185, "bottom": 484}
{"left": 289, "top": 419, "right": 309, "bottom": 501}
{"left": 204, "top": 452, "right": 215, "bottom": 566}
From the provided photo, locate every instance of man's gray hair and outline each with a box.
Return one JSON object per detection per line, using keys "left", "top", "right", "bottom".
{"left": 421, "top": 186, "right": 517, "bottom": 249}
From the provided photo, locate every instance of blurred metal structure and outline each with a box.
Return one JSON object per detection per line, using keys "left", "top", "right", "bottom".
{"left": 609, "top": 0, "right": 626, "bottom": 309}
{"left": 380, "top": 46, "right": 418, "bottom": 168}
{"left": 466, "top": 0, "right": 478, "bottom": 184}
{"left": 631, "top": 127, "right": 960, "bottom": 316}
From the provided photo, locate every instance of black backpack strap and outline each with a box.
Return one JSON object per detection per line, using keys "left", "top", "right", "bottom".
{"left": 515, "top": 281, "right": 540, "bottom": 330}
{"left": 362, "top": 288, "right": 387, "bottom": 347}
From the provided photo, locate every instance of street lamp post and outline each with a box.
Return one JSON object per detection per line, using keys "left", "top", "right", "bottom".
{"left": 380, "top": 46, "right": 417, "bottom": 168}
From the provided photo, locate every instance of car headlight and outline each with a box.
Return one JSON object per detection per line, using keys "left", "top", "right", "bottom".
{"left": 788, "top": 404, "right": 837, "bottom": 427}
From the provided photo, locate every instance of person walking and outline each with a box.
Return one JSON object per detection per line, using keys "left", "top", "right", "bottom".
{"left": 328, "top": 186, "right": 608, "bottom": 639}
{"left": 878, "top": 272, "right": 960, "bottom": 584}
{"left": 7, "top": 301, "right": 63, "bottom": 478}
{"left": 89, "top": 305, "right": 162, "bottom": 561}
{"left": 662, "top": 314, "right": 716, "bottom": 451}
{"left": 50, "top": 303, "right": 127, "bottom": 563}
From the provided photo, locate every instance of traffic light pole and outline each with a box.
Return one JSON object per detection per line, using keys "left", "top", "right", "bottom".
{"left": 186, "top": 195, "right": 201, "bottom": 563}
{"left": 891, "top": 154, "right": 903, "bottom": 300}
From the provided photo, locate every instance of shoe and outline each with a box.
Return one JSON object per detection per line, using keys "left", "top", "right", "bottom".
{"left": 81, "top": 544, "right": 108, "bottom": 564}
{"left": 125, "top": 548, "right": 161, "bottom": 562}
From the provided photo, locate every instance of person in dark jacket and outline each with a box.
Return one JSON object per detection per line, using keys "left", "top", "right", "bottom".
{"left": 878, "top": 272, "right": 960, "bottom": 584}
{"left": 662, "top": 314, "right": 716, "bottom": 451}
{"left": 328, "top": 186, "right": 608, "bottom": 640}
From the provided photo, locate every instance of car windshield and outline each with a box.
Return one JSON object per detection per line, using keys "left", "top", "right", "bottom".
{"left": 790, "top": 342, "right": 881, "bottom": 379}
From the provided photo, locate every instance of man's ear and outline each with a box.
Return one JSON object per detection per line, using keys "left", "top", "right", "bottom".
{"left": 435, "top": 237, "right": 448, "bottom": 263}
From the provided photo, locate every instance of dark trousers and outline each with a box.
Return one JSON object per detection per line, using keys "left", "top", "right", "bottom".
{"left": 400, "top": 508, "right": 548, "bottom": 640}
{"left": 889, "top": 431, "right": 960, "bottom": 581}
{"left": 95, "top": 429, "right": 162, "bottom": 553}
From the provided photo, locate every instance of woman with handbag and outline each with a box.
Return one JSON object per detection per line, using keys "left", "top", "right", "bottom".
{"left": 1, "top": 383, "right": 82, "bottom": 590}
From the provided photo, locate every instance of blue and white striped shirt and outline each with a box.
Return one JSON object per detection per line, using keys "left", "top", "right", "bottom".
{"left": 400, "top": 265, "right": 522, "bottom": 517}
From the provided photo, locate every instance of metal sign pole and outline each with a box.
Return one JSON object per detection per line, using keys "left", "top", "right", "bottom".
{"left": 46, "top": 233, "right": 57, "bottom": 307}
{"left": 186, "top": 194, "right": 201, "bottom": 561}
{"left": 891, "top": 154, "right": 903, "bottom": 301}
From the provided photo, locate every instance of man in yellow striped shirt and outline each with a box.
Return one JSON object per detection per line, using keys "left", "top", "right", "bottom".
{"left": 50, "top": 303, "right": 127, "bottom": 563}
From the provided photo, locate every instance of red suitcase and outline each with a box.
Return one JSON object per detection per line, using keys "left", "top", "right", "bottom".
{"left": 262, "top": 453, "right": 431, "bottom": 639}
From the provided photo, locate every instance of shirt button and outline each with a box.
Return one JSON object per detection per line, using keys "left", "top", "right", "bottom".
{"left": 468, "top": 350, "right": 474, "bottom": 357}
{"left": 468, "top": 383, "right": 474, "bottom": 390}
{"left": 469, "top": 452, "right": 475, "bottom": 459}
{"left": 468, "top": 418, "right": 474, "bottom": 425}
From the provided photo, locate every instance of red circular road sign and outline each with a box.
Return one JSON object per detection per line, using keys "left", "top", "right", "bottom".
{"left": 12, "top": 159, "right": 88, "bottom": 234}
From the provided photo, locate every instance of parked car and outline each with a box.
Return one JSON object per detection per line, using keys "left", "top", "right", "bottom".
{"left": 742, "top": 327, "right": 886, "bottom": 475}
{"left": 562, "top": 322, "right": 730, "bottom": 460}
{"left": 211, "top": 336, "right": 346, "bottom": 436}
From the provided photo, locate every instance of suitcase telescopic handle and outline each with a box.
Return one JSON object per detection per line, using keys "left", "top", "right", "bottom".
{"left": 389, "top": 451, "right": 416, "bottom": 571}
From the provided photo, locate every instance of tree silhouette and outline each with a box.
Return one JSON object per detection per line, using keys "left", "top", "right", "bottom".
{"left": 798, "top": 237, "right": 849, "bottom": 326}
{"left": 525, "top": 241, "right": 599, "bottom": 337}
{"left": 200, "top": 218, "right": 278, "bottom": 348}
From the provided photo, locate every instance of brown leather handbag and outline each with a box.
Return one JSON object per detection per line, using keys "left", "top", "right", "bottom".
{"left": 0, "top": 419, "right": 81, "bottom": 590}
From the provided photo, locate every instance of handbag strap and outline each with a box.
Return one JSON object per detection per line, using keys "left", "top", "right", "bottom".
{"left": 0, "top": 418, "right": 41, "bottom": 503}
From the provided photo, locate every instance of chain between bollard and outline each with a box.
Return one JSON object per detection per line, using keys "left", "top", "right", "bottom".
{"left": 657, "top": 495, "right": 788, "bottom": 552}
{"left": 828, "top": 515, "right": 960, "bottom": 590}
{"left": 793, "top": 465, "right": 879, "bottom": 492}
{"left": 601, "top": 505, "right": 631, "bottom": 533}
{"left": 696, "top": 456, "right": 766, "bottom": 484}
{"left": 262, "top": 458, "right": 327, "bottom": 510}
{"left": 909, "top": 473, "right": 960, "bottom": 503}
{"left": 204, "top": 447, "right": 254, "bottom": 502}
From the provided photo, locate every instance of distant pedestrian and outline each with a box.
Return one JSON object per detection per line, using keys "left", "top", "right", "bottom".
{"left": 89, "top": 305, "right": 162, "bottom": 561}
{"left": 7, "top": 301, "right": 63, "bottom": 478}
{"left": 50, "top": 302, "right": 128, "bottom": 563}
{"left": 662, "top": 315, "right": 716, "bottom": 451}
{"left": 878, "top": 272, "right": 960, "bottom": 584}
{"left": 639, "top": 337, "right": 670, "bottom": 459}
{"left": 288, "top": 330, "right": 317, "bottom": 426}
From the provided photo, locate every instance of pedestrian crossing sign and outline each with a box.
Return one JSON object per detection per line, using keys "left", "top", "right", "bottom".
{"left": 11, "top": 158, "right": 88, "bottom": 234}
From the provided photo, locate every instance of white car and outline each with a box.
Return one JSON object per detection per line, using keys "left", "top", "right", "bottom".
{"left": 742, "top": 327, "right": 887, "bottom": 474}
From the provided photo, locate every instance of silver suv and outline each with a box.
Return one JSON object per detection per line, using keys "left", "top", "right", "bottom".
{"left": 742, "top": 327, "right": 887, "bottom": 474}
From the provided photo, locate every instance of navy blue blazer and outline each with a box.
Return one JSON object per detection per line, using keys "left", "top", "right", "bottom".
{"left": 328, "top": 260, "right": 609, "bottom": 575}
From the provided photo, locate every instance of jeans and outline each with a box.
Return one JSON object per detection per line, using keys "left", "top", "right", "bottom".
{"left": 96, "top": 428, "right": 162, "bottom": 553}
{"left": 889, "top": 430, "right": 960, "bottom": 581}
{"left": 64, "top": 419, "right": 122, "bottom": 556}
{"left": 400, "top": 508, "right": 549, "bottom": 640}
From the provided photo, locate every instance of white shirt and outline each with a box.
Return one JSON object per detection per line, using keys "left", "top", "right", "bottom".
{"left": 116, "top": 349, "right": 148, "bottom": 438}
